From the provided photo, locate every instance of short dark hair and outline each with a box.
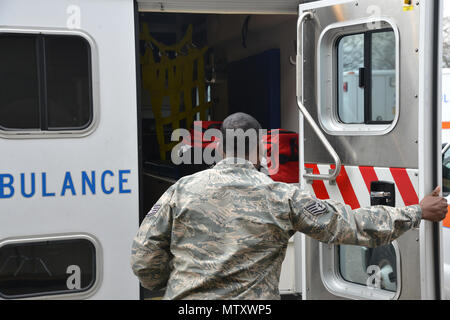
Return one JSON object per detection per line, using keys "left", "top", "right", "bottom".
{"left": 220, "top": 112, "right": 262, "bottom": 157}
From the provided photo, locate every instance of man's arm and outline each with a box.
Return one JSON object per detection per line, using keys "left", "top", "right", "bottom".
{"left": 270, "top": 184, "right": 447, "bottom": 248}
{"left": 292, "top": 196, "right": 421, "bottom": 247}
{"left": 130, "top": 186, "right": 174, "bottom": 290}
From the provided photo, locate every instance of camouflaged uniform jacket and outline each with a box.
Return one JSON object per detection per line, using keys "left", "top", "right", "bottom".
{"left": 131, "top": 157, "right": 421, "bottom": 300}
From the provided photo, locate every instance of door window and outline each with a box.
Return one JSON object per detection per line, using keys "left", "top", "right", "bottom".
{"left": 339, "top": 244, "right": 398, "bottom": 292}
{"left": 337, "top": 29, "right": 396, "bottom": 124}
{"left": 317, "top": 19, "right": 399, "bottom": 135}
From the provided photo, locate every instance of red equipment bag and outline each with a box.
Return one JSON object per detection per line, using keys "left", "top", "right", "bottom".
{"left": 262, "top": 129, "right": 299, "bottom": 183}
{"left": 182, "top": 121, "right": 222, "bottom": 149}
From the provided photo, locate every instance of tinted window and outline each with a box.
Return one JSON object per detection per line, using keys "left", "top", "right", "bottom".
{"left": 0, "top": 34, "right": 92, "bottom": 132}
{"left": 0, "top": 35, "right": 40, "bottom": 129}
{"left": 45, "top": 36, "right": 92, "bottom": 129}
{"left": 0, "top": 238, "right": 96, "bottom": 298}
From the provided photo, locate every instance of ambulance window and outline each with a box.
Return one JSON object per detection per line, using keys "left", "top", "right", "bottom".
{"left": 45, "top": 36, "right": 92, "bottom": 129}
{"left": 0, "top": 238, "right": 97, "bottom": 298}
{"left": 0, "top": 33, "right": 93, "bottom": 132}
{"left": 339, "top": 244, "right": 398, "bottom": 292}
{"left": 0, "top": 35, "right": 40, "bottom": 129}
{"left": 371, "top": 31, "right": 396, "bottom": 123}
{"left": 337, "top": 34, "right": 364, "bottom": 123}
{"left": 337, "top": 29, "right": 396, "bottom": 124}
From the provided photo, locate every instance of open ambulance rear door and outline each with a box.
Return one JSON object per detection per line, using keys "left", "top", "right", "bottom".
{"left": 297, "top": 0, "right": 444, "bottom": 299}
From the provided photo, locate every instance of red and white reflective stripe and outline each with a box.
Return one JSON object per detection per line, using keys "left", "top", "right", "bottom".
{"left": 304, "top": 164, "right": 419, "bottom": 209}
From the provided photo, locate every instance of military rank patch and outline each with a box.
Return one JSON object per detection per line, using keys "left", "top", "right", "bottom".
{"left": 305, "top": 201, "right": 327, "bottom": 216}
{"left": 147, "top": 204, "right": 161, "bottom": 217}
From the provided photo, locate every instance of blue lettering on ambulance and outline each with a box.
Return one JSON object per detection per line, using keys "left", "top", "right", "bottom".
{"left": 61, "top": 172, "right": 76, "bottom": 196}
{"left": 21, "top": 173, "right": 35, "bottom": 198}
{"left": 119, "top": 170, "right": 131, "bottom": 194}
{"left": 82, "top": 171, "right": 96, "bottom": 195}
{"left": 42, "top": 172, "right": 56, "bottom": 197}
{"left": 0, "top": 174, "right": 14, "bottom": 199}
{"left": 101, "top": 170, "right": 114, "bottom": 195}
{"left": 0, "top": 170, "right": 132, "bottom": 199}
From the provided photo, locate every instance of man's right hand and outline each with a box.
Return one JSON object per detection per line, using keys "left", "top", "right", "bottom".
{"left": 420, "top": 186, "right": 448, "bottom": 222}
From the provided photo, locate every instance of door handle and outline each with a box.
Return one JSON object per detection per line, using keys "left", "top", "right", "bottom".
{"left": 359, "top": 67, "right": 366, "bottom": 88}
{"left": 296, "top": 11, "right": 342, "bottom": 182}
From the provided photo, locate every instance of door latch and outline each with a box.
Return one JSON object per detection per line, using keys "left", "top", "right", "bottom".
{"left": 370, "top": 181, "right": 395, "bottom": 207}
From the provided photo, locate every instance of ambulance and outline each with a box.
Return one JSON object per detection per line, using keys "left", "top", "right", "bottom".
{"left": 0, "top": 0, "right": 446, "bottom": 300}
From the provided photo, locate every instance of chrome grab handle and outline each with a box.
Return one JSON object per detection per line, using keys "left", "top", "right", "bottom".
{"left": 297, "top": 11, "right": 342, "bottom": 182}
{"left": 370, "top": 191, "right": 392, "bottom": 198}
{"left": 297, "top": 98, "right": 342, "bottom": 181}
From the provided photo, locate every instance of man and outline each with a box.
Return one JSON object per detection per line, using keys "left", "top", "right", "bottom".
{"left": 131, "top": 112, "right": 448, "bottom": 300}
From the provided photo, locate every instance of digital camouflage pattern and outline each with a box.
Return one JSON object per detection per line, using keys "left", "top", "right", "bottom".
{"left": 131, "top": 157, "right": 421, "bottom": 300}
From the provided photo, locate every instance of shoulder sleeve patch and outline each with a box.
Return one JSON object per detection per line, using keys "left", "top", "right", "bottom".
{"left": 305, "top": 201, "right": 327, "bottom": 216}
{"left": 147, "top": 204, "right": 161, "bottom": 217}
